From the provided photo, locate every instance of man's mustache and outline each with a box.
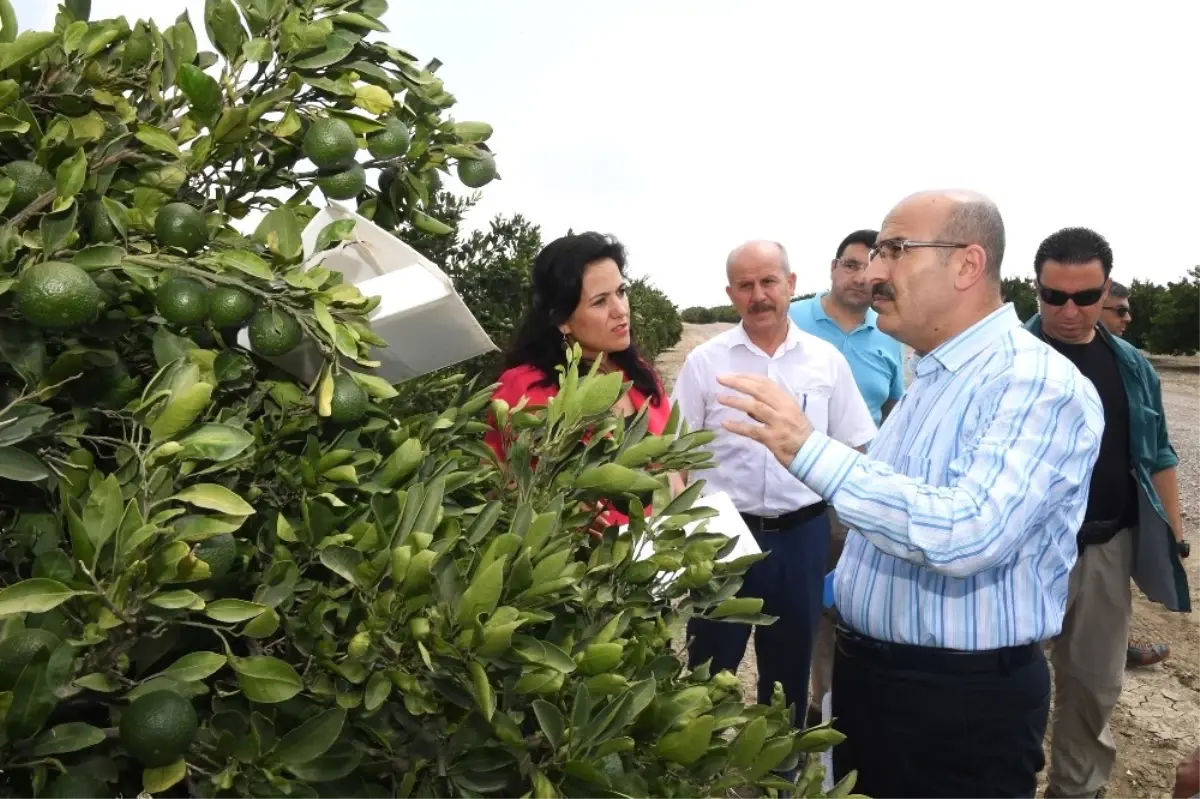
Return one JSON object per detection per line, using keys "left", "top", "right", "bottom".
{"left": 748, "top": 301, "right": 775, "bottom": 313}
{"left": 872, "top": 284, "right": 896, "bottom": 301}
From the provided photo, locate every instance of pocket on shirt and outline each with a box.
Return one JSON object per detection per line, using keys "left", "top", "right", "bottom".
{"left": 784, "top": 383, "right": 831, "bottom": 435}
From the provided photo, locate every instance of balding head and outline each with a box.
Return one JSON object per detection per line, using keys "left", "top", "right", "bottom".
{"left": 726, "top": 240, "right": 790, "bottom": 282}
{"left": 871, "top": 189, "right": 1006, "bottom": 353}
{"left": 887, "top": 190, "right": 1005, "bottom": 280}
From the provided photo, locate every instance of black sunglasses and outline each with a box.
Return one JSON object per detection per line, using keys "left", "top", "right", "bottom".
{"left": 1103, "top": 305, "right": 1130, "bottom": 317}
{"left": 1037, "top": 283, "right": 1106, "bottom": 307}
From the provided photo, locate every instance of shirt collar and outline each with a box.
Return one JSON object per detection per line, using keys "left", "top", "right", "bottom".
{"left": 729, "top": 318, "right": 804, "bottom": 356}
{"left": 916, "top": 303, "right": 1021, "bottom": 377}
{"left": 813, "top": 291, "right": 878, "bottom": 331}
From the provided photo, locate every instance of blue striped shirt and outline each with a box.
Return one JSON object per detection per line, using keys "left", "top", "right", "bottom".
{"left": 789, "top": 304, "right": 1105, "bottom": 650}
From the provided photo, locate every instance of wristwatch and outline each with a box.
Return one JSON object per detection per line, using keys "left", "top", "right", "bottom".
{"left": 1179, "top": 539, "right": 1191, "bottom": 558}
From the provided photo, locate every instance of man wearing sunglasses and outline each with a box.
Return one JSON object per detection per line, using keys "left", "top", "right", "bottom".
{"left": 1097, "top": 280, "right": 1176, "bottom": 671}
{"left": 713, "top": 190, "right": 1105, "bottom": 798}
{"left": 1101, "top": 280, "right": 1133, "bottom": 338}
{"left": 1025, "top": 227, "right": 1190, "bottom": 799}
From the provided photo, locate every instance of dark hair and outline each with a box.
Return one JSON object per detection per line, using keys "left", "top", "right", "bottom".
{"left": 1108, "top": 280, "right": 1129, "bottom": 298}
{"left": 1033, "top": 227, "right": 1113, "bottom": 278}
{"left": 940, "top": 199, "right": 1006, "bottom": 278}
{"left": 503, "top": 232, "right": 663, "bottom": 404}
{"left": 835, "top": 229, "right": 878, "bottom": 260}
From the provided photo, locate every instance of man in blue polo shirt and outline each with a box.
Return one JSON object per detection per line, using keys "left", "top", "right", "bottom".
{"left": 788, "top": 228, "right": 905, "bottom": 726}
{"left": 788, "top": 229, "right": 905, "bottom": 424}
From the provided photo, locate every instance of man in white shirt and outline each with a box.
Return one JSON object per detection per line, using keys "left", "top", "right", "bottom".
{"left": 670, "top": 240, "right": 876, "bottom": 715}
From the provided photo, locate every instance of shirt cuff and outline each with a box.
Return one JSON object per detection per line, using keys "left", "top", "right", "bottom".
{"left": 787, "top": 430, "right": 861, "bottom": 500}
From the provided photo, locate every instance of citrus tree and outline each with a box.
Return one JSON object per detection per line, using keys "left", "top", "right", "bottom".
{"left": 0, "top": 1, "right": 854, "bottom": 797}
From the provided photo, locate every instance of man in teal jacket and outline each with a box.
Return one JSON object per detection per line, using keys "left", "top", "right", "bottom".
{"left": 1026, "top": 227, "right": 1190, "bottom": 799}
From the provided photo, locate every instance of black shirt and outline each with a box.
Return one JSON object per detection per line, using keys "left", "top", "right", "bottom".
{"left": 1046, "top": 333, "right": 1134, "bottom": 524}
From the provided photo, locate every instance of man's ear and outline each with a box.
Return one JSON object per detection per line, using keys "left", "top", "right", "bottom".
{"left": 953, "top": 243, "right": 990, "bottom": 291}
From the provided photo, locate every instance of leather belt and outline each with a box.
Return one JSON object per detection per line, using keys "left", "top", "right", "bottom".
{"left": 835, "top": 624, "right": 1040, "bottom": 675}
{"left": 740, "top": 501, "right": 828, "bottom": 533}
{"left": 1077, "top": 518, "right": 1125, "bottom": 549}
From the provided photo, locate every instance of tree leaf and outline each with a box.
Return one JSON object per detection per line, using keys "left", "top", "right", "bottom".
{"left": 292, "top": 31, "right": 355, "bottom": 69}
{"left": 174, "top": 483, "right": 255, "bottom": 516}
{"left": 335, "top": 12, "right": 388, "bottom": 32}
{"left": 532, "top": 699, "right": 565, "bottom": 750}
{"left": 230, "top": 655, "right": 302, "bottom": 703}
{"left": 364, "top": 671, "right": 390, "bottom": 712}
{"left": 349, "top": 372, "right": 398, "bottom": 400}
{"left": 55, "top": 148, "right": 87, "bottom": 202}
{"left": 134, "top": 125, "right": 182, "bottom": 158}
{"left": 32, "top": 722, "right": 105, "bottom": 756}
{"left": 655, "top": 714, "right": 716, "bottom": 766}
{"left": 318, "top": 546, "right": 362, "bottom": 587}
{"left": 0, "top": 31, "right": 58, "bottom": 71}
{"left": 0, "top": 446, "right": 48, "bottom": 481}
{"left": 243, "top": 37, "right": 271, "bottom": 62}
{"left": 82, "top": 474, "right": 123, "bottom": 556}
{"left": 143, "top": 758, "right": 186, "bottom": 794}
{"left": 255, "top": 206, "right": 301, "bottom": 260}
{"left": 159, "top": 651, "right": 227, "bottom": 683}
{"left": 410, "top": 210, "right": 453, "bottom": 236}
{"left": 148, "top": 589, "right": 206, "bottom": 610}
{"left": 100, "top": 196, "right": 128, "bottom": 239}
{"left": 0, "top": 405, "right": 51, "bottom": 447}
{"left": 274, "top": 708, "right": 345, "bottom": 765}
{"left": 204, "top": 0, "right": 248, "bottom": 62}
{"left": 75, "top": 673, "right": 121, "bottom": 693}
{"left": 353, "top": 84, "right": 392, "bottom": 115}
{"left": 176, "top": 63, "right": 221, "bottom": 113}
{"left": 149, "top": 382, "right": 213, "bottom": 441}
{"left": 6, "top": 648, "right": 53, "bottom": 738}
{"left": 205, "top": 599, "right": 267, "bottom": 623}
{"left": 74, "top": 244, "right": 126, "bottom": 270}
{"left": 215, "top": 249, "right": 274, "bottom": 281}
{"left": 40, "top": 203, "right": 79, "bottom": 256}
{"left": 456, "top": 555, "right": 506, "bottom": 626}
{"left": 512, "top": 637, "right": 577, "bottom": 673}
{"left": 0, "top": 579, "right": 90, "bottom": 617}
{"left": 312, "top": 300, "right": 337, "bottom": 341}
{"left": 314, "top": 218, "right": 355, "bottom": 252}
{"left": 178, "top": 423, "right": 253, "bottom": 461}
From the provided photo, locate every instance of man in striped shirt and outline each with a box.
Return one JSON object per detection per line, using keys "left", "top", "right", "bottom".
{"left": 716, "top": 190, "right": 1105, "bottom": 798}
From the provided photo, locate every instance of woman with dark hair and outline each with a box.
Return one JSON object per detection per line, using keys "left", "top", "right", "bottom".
{"left": 485, "top": 231, "right": 680, "bottom": 525}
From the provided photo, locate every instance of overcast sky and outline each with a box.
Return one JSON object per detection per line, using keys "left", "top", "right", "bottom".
{"left": 18, "top": 1, "right": 1200, "bottom": 307}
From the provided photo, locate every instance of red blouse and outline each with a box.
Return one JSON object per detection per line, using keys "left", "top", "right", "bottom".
{"left": 484, "top": 363, "right": 671, "bottom": 527}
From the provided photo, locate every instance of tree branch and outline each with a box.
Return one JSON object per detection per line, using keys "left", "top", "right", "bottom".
{"left": 8, "top": 148, "right": 138, "bottom": 229}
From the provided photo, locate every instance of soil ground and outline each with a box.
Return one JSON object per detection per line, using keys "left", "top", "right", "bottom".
{"left": 656, "top": 323, "right": 1200, "bottom": 798}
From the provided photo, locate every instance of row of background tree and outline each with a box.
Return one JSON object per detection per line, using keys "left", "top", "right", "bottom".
{"left": 398, "top": 192, "right": 683, "bottom": 382}
{"left": 680, "top": 273, "right": 1200, "bottom": 356}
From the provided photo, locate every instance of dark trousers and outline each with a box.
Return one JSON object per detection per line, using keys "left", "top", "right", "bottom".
{"left": 686, "top": 509, "right": 829, "bottom": 711}
{"left": 831, "top": 627, "right": 1051, "bottom": 798}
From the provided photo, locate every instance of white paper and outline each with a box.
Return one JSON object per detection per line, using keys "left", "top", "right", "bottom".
{"left": 238, "top": 202, "right": 497, "bottom": 384}
{"left": 626, "top": 490, "right": 761, "bottom": 565}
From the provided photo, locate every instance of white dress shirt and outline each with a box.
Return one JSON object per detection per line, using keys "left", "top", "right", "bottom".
{"left": 671, "top": 321, "right": 877, "bottom": 516}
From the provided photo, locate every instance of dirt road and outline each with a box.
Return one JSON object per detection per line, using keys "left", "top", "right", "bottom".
{"left": 656, "top": 323, "right": 1199, "bottom": 798}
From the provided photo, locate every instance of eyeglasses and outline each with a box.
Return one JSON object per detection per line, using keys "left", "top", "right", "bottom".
{"left": 868, "top": 239, "right": 969, "bottom": 262}
{"left": 1037, "top": 282, "right": 1106, "bottom": 307}
{"left": 835, "top": 258, "right": 868, "bottom": 273}
{"left": 1103, "top": 305, "right": 1130, "bottom": 317}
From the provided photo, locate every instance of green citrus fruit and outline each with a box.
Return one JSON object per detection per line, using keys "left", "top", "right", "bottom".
{"left": 303, "top": 117, "right": 358, "bottom": 170}
{"left": 456, "top": 151, "right": 497, "bottom": 189}
{"left": 15, "top": 261, "right": 104, "bottom": 329}
{"left": 316, "top": 163, "right": 366, "bottom": 200}
{"left": 3, "top": 160, "right": 54, "bottom": 214}
{"left": 84, "top": 199, "right": 117, "bottom": 242}
{"left": 155, "top": 202, "right": 209, "bottom": 254}
{"left": 45, "top": 773, "right": 111, "bottom": 799}
{"left": 208, "top": 286, "right": 257, "bottom": 328}
{"left": 194, "top": 534, "right": 237, "bottom": 579}
{"left": 367, "top": 118, "right": 411, "bottom": 159}
{"left": 0, "top": 629, "right": 62, "bottom": 691}
{"left": 329, "top": 374, "right": 369, "bottom": 425}
{"left": 249, "top": 307, "right": 303, "bottom": 356}
{"left": 120, "top": 690, "right": 199, "bottom": 767}
{"left": 156, "top": 277, "right": 209, "bottom": 326}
